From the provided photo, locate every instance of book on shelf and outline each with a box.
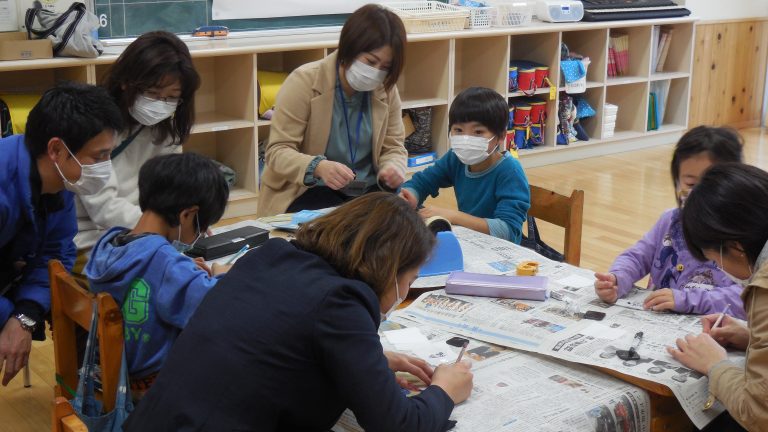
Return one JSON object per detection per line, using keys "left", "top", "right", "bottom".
{"left": 651, "top": 26, "right": 661, "bottom": 72}
{"left": 608, "top": 46, "right": 618, "bottom": 77}
{"left": 650, "top": 80, "right": 671, "bottom": 125}
{"left": 609, "top": 32, "right": 630, "bottom": 76}
{"left": 648, "top": 92, "right": 659, "bottom": 131}
{"left": 656, "top": 28, "right": 674, "bottom": 72}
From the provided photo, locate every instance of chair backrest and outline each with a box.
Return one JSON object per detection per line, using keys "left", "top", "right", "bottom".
{"left": 528, "top": 185, "right": 585, "bottom": 266}
{"left": 49, "top": 260, "right": 124, "bottom": 412}
{"left": 52, "top": 397, "right": 87, "bottom": 432}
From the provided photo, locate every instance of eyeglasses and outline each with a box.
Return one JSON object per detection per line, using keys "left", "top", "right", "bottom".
{"left": 142, "top": 93, "right": 183, "bottom": 106}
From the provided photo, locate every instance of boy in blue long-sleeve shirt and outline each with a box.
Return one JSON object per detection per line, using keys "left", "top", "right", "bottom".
{"left": 86, "top": 152, "right": 230, "bottom": 398}
{"left": 401, "top": 87, "right": 530, "bottom": 243}
{"left": 0, "top": 83, "right": 123, "bottom": 386}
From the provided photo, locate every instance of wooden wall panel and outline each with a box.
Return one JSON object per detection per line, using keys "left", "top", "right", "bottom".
{"left": 690, "top": 19, "right": 768, "bottom": 128}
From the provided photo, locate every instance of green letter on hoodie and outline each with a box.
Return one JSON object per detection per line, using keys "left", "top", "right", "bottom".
{"left": 123, "top": 278, "right": 150, "bottom": 325}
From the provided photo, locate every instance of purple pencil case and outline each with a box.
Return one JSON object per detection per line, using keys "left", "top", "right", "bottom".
{"left": 445, "top": 271, "right": 549, "bottom": 301}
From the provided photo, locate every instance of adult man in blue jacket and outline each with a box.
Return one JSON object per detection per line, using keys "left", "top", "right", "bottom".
{"left": 0, "top": 83, "right": 123, "bottom": 386}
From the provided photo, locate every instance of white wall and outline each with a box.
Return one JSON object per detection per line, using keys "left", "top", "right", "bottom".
{"left": 686, "top": 0, "right": 768, "bottom": 21}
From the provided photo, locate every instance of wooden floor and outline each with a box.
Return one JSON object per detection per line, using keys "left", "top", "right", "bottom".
{"left": 5, "top": 128, "right": 767, "bottom": 432}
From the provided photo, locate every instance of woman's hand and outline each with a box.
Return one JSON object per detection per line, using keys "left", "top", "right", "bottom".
{"left": 644, "top": 288, "right": 675, "bottom": 312}
{"left": 594, "top": 272, "right": 619, "bottom": 304}
{"left": 702, "top": 314, "right": 750, "bottom": 350}
{"left": 399, "top": 189, "right": 418, "bottom": 209}
{"left": 384, "top": 351, "right": 433, "bottom": 390}
{"left": 314, "top": 160, "right": 355, "bottom": 190}
{"left": 667, "top": 333, "right": 728, "bottom": 375}
{"left": 378, "top": 166, "right": 405, "bottom": 189}
{"left": 432, "top": 361, "right": 474, "bottom": 404}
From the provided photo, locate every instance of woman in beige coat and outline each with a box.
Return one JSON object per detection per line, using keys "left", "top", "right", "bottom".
{"left": 257, "top": 4, "right": 408, "bottom": 217}
{"left": 670, "top": 163, "right": 768, "bottom": 432}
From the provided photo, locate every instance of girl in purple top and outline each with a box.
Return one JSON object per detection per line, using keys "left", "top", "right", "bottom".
{"left": 594, "top": 126, "right": 747, "bottom": 319}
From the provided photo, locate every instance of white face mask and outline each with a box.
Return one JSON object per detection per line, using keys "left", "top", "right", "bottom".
{"left": 345, "top": 60, "right": 388, "bottom": 92}
{"left": 450, "top": 135, "right": 496, "bottom": 165}
{"left": 720, "top": 244, "right": 753, "bottom": 287}
{"left": 129, "top": 94, "right": 178, "bottom": 126}
{"left": 381, "top": 279, "right": 403, "bottom": 322}
{"left": 53, "top": 142, "right": 112, "bottom": 195}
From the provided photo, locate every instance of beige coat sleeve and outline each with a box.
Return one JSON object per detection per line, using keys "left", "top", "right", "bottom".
{"left": 264, "top": 67, "right": 318, "bottom": 187}
{"left": 376, "top": 86, "right": 407, "bottom": 177}
{"left": 709, "top": 286, "right": 768, "bottom": 431}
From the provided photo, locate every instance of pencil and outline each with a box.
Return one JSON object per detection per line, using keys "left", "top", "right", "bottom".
{"left": 455, "top": 341, "right": 469, "bottom": 364}
{"left": 712, "top": 304, "right": 732, "bottom": 329}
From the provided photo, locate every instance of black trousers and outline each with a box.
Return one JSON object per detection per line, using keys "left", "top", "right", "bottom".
{"left": 286, "top": 184, "right": 394, "bottom": 213}
{"left": 700, "top": 412, "right": 747, "bottom": 432}
{"left": 286, "top": 186, "right": 352, "bottom": 213}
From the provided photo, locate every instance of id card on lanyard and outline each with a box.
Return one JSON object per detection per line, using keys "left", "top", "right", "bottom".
{"left": 337, "top": 75, "right": 369, "bottom": 196}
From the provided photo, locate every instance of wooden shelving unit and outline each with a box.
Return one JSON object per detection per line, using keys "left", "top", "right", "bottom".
{"left": 0, "top": 17, "right": 695, "bottom": 216}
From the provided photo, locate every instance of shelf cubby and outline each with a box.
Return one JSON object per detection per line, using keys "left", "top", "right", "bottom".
{"left": 257, "top": 49, "right": 325, "bottom": 74}
{"left": 607, "top": 26, "right": 652, "bottom": 84}
{"left": 185, "top": 128, "right": 258, "bottom": 218}
{"left": 651, "top": 22, "right": 694, "bottom": 75}
{"left": 193, "top": 54, "right": 256, "bottom": 135}
{"left": 509, "top": 32, "right": 561, "bottom": 86}
{"left": 508, "top": 95, "right": 556, "bottom": 149}
{"left": 661, "top": 77, "right": 690, "bottom": 128}
{"left": 573, "top": 87, "right": 605, "bottom": 141}
{"left": 0, "top": 66, "right": 89, "bottom": 93}
{"left": 606, "top": 82, "right": 649, "bottom": 135}
{"left": 561, "top": 29, "right": 608, "bottom": 86}
{"left": 398, "top": 39, "right": 450, "bottom": 106}
{"left": 454, "top": 36, "right": 508, "bottom": 97}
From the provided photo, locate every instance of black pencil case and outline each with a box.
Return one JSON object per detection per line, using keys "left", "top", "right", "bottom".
{"left": 185, "top": 226, "right": 269, "bottom": 261}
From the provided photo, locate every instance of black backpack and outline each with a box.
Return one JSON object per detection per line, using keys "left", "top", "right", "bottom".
{"left": 520, "top": 216, "right": 566, "bottom": 262}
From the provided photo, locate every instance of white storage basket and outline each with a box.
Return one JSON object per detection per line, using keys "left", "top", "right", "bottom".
{"left": 382, "top": 2, "right": 470, "bottom": 33}
{"left": 492, "top": 2, "right": 533, "bottom": 27}
{"left": 465, "top": 6, "right": 494, "bottom": 28}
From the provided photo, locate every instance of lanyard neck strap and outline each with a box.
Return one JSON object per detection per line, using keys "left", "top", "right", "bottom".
{"left": 337, "top": 70, "right": 367, "bottom": 169}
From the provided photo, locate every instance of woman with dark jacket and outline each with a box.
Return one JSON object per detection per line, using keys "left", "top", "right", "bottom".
{"left": 124, "top": 192, "right": 474, "bottom": 431}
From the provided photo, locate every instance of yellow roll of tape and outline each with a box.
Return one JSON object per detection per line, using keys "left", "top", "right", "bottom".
{"left": 516, "top": 260, "right": 539, "bottom": 276}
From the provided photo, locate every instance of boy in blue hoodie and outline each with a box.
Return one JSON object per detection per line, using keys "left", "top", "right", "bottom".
{"left": 86, "top": 152, "right": 230, "bottom": 398}
{"left": 401, "top": 87, "right": 530, "bottom": 243}
{"left": 0, "top": 83, "right": 123, "bottom": 386}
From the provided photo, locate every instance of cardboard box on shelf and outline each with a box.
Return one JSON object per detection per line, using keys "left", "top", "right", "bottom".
{"left": 0, "top": 32, "right": 52, "bottom": 60}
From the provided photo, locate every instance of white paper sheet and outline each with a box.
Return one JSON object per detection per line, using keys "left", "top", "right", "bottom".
{"left": 383, "top": 327, "right": 429, "bottom": 346}
{"left": 580, "top": 323, "right": 626, "bottom": 340}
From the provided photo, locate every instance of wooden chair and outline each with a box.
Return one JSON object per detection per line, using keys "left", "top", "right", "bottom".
{"left": 528, "top": 185, "right": 585, "bottom": 266}
{"left": 52, "top": 397, "right": 87, "bottom": 432}
{"left": 49, "top": 260, "right": 124, "bottom": 412}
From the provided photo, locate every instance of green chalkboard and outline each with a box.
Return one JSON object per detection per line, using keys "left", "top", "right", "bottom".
{"left": 94, "top": 0, "right": 349, "bottom": 39}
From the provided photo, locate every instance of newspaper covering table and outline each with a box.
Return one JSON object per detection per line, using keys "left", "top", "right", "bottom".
{"left": 398, "top": 227, "right": 745, "bottom": 429}
{"left": 334, "top": 316, "right": 651, "bottom": 432}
